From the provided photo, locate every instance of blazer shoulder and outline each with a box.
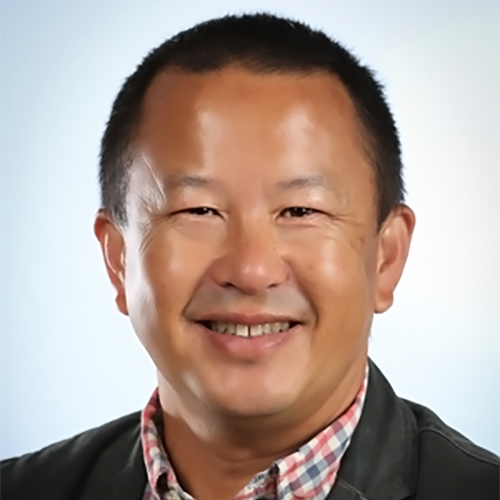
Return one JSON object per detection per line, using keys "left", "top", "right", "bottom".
{"left": 1, "top": 411, "right": 142, "bottom": 500}
{"left": 403, "top": 399, "right": 499, "bottom": 500}
{"left": 404, "top": 399, "right": 499, "bottom": 465}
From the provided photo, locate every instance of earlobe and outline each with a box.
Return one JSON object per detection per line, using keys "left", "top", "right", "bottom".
{"left": 94, "top": 210, "right": 129, "bottom": 315}
{"left": 374, "top": 204, "right": 415, "bottom": 313}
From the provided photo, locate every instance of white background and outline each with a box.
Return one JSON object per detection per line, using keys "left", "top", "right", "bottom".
{"left": 1, "top": 0, "right": 499, "bottom": 458}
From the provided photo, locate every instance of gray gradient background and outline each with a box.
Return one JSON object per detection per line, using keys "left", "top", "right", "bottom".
{"left": 1, "top": 0, "right": 499, "bottom": 458}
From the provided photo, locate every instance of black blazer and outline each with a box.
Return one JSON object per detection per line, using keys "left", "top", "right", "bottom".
{"left": 2, "top": 361, "right": 499, "bottom": 500}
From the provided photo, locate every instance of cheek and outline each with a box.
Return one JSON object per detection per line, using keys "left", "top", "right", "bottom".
{"left": 288, "top": 230, "right": 375, "bottom": 341}
{"left": 124, "top": 228, "right": 218, "bottom": 348}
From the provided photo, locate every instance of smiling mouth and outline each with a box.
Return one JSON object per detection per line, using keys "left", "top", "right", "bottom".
{"left": 198, "top": 321, "right": 299, "bottom": 338}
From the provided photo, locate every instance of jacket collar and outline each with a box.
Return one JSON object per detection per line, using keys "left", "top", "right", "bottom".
{"left": 328, "top": 359, "right": 418, "bottom": 500}
{"left": 110, "top": 431, "right": 147, "bottom": 500}
{"left": 83, "top": 421, "right": 146, "bottom": 500}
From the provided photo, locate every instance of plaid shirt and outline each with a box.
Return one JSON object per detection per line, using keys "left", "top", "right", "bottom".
{"left": 141, "top": 367, "right": 368, "bottom": 500}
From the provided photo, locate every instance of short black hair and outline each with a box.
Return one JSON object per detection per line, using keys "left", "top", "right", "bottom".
{"left": 99, "top": 13, "right": 405, "bottom": 228}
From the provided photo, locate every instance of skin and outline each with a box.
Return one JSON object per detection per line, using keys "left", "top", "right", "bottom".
{"left": 95, "top": 67, "right": 415, "bottom": 500}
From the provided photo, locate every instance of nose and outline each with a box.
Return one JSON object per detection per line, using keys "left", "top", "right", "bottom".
{"left": 208, "top": 218, "right": 288, "bottom": 295}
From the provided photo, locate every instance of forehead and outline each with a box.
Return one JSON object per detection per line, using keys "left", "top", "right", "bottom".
{"left": 132, "top": 67, "right": 374, "bottom": 202}
{"left": 137, "top": 66, "right": 365, "bottom": 145}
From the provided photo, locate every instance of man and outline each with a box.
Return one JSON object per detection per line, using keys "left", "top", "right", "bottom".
{"left": 1, "top": 13, "right": 498, "bottom": 500}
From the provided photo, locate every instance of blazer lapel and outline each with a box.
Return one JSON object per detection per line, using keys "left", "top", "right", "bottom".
{"left": 327, "top": 360, "right": 418, "bottom": 500}
{"left": 110, "top": 434, "right": 147, "bottom": 500}
{"left": 79, "top": 419, "right": 147, "bottom": 500}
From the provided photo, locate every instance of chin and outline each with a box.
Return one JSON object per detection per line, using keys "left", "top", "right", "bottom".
{"left": 180, "top": 355, "right": 310, "bottom": 419}
{"left": 202, "top": 384, "right": 299, "bottom": 419}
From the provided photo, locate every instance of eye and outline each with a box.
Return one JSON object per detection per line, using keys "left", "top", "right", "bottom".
{"left": 280, "top": 207, "right": 319, "bottom": 218}
{"left": 180, "top": 207, "right": 220, "bottom": 216}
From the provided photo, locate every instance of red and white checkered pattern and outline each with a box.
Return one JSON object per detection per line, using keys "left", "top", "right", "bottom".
{"left": 142, "top": 367, "right": 368, "bottom": 500}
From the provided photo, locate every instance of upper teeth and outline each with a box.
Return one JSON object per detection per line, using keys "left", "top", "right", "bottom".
{"left": 209, "top": 322, "right": 291, "bottom": 337}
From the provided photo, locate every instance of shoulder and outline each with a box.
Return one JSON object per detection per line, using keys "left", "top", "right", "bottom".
{"left": 403, "top": 399, "right": 499, "bottom": 499}
{"left": 1, "top": 411, "right": 142, "bottom": 500}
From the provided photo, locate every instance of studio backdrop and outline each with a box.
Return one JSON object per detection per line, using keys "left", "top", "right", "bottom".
{"left": 1, "top": 0, "right": 498, "bottom": 458}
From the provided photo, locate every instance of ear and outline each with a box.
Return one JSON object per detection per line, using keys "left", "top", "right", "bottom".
{"left": 94, "top": 210, "right": 128, "bottom": 315}
{"left": 374, "top": 204, "right": 416, "bottom": 313}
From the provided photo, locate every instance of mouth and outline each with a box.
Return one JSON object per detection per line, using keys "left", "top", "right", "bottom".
{"left": 197, "top": 320, "right": 300, "bottom": 338}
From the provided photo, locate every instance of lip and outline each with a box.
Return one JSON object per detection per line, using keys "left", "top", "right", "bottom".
{"left": 193, "top": 320, "right": 300, "bottom": 359}
{"left": 192, "top": 312, "right": 301, "bottom": 326}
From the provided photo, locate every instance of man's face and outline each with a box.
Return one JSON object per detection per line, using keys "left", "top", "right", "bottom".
{"left": 101, "top": 68, "right": 404, "bottom": 420}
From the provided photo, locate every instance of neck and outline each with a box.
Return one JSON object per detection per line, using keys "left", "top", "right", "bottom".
{"left": 157, "top": 358, "right": 366, "bottom": 500}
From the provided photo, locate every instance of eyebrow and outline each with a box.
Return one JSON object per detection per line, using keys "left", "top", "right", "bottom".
{"left": 161, "top": 173, "right": 331, "bottom": 193}
{"left": 277, "top": 174, "right": 328, "bottom": 191}
{"left": 162, "top": 174, "right": 218, "bottom": 191}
